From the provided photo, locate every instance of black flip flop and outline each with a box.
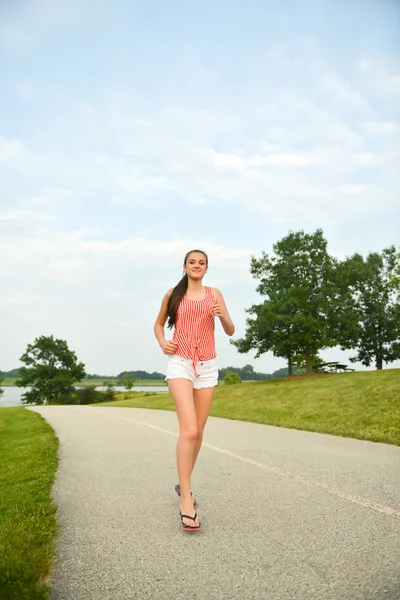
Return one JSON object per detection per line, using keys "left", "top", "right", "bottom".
{"left": 180, "top": 511, "right": 201, "bottom": 531}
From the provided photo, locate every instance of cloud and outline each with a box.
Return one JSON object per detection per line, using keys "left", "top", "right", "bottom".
{"left": 0, "top": 136, "right": 25, "bottom": 163}
{"left": 0, "top": 24, "right": 30, "bottom": 52}
{"left": 358, "top": 60, "right": 372, "bottom": 74}
{"left": 361, "top": 121, "right": 400, "bottom": 136}
{"left": 389, "top": 75, "right": 400, "bottom": 88}
{"left": 318, "top": 75, "right": 371, "bottom": 111}
{"left": 337, "top": 184, "right": 366, "bottom": 195}
{"left": 210, "top": 151, "right": 315, "bottom": 170}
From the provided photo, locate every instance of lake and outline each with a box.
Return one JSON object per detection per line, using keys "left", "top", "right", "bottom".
{"left": 0, "top": 386, "right": 169, "bottom": 407}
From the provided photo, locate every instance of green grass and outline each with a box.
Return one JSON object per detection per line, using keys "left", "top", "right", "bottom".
{"left": 93, "top": 369, "right": 400, "bottom": 445}
{"left": 0, "top": 408, "right": 58, "bottom": 600}
{"left": 1, "top": 377, "right": 18, "bottom": 386}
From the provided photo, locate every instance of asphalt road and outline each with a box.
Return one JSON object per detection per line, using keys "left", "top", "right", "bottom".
{"left": 30, "top": 406, "right": 400, "bottom": 600}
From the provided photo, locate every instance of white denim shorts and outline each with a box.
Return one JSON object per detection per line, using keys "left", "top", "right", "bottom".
{"left": 165, "top": 355, "right": 218, "bottom": 389}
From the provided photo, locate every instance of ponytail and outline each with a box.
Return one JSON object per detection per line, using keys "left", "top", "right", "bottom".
{"left": 166, "top": 274, "right": 189, "bottom": 329}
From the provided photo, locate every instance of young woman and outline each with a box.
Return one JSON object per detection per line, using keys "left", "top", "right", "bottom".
{"left": 153, "top": 249, "right": 235, "bottom": 531}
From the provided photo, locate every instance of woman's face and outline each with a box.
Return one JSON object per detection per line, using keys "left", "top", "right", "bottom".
{"left": 184, "top": 252, "right": 208, "bottom": 280}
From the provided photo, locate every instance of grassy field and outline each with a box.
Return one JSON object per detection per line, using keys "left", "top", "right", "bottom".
{"left": 1, "top": 377, "right": 18, "bottom": 386}
{"left": 93, "top": 369, "right": 400, "bottom": 446}
{"left": 0, "top": 408, "right": 58, "bottom": 600}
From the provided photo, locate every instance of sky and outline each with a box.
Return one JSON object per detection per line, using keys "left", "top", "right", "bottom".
{"left": 1, "top": 0, "right": 399, "bottom": 376}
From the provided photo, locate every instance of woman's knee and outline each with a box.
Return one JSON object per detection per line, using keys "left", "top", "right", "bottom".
{"left": 180, "top": 424, "right": 198, "bottom": 442}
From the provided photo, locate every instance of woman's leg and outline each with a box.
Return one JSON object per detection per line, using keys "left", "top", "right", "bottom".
{"left": 167, "top": 378, "right": 199, "bottom": 527}
{"left": 192, "top": 386, "right": 216, "bottom": 471}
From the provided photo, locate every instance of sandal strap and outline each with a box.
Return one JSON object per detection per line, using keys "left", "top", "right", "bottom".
{"left": 180, "top": 511, "right": 198, "bottom": 522}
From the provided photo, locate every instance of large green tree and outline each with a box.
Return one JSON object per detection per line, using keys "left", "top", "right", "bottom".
{"left": 16, "top": 335, "right": 86, "bottom": 404}
{"left": 342, "top": 246, "right": 400, "bottom": 370}
{"left": 232, "top": 229, "right": 354, "bottom": 374}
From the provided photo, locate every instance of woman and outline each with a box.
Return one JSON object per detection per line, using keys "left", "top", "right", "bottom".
{"left": 153, "top": 249, "right": 235, "bottom": 530}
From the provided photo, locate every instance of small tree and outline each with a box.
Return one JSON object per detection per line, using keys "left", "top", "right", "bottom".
{"left": 106, "top": 380, "right": 116, "bottom": 391}
{"left": 16, "top": 335, "right": 86, "bottom": 405}
{"left": 224, "top": 371, "right": 242, "bottom": 385}
{"left": 122, "top": 375, "right": 136, "bottom": 391}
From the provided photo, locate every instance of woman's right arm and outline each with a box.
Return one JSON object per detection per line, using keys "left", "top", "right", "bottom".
{"left": 153, "top": 290, "right": 178, "bottom": 355}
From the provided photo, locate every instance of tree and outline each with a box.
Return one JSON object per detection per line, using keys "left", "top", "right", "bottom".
{"left": 0, "top": 376, "right": 3, "bottom": 398}
{"left": 232, "top": 229, "right": 348, "bottom": 375}
{"left": 224, "top": 371, "right": 241, "bottom": 385}
{"left": 342, "top": 247, "right": 400, "bottom": 370}
{"left": 122, "top": 375, "right": 136, "bottom": 391}
{"left": 390, "top": 251, "right": 400, "bottom": 292}
{"left": 16, "top": 335, "right": 86, "bottom": 404}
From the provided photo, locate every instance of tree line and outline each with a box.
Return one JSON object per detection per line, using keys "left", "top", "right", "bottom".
{"left": 217, "top": 364, "right": 301, "bottom": 380}
{"left": 0, "top": 368, "right": 166, "bottom": 380}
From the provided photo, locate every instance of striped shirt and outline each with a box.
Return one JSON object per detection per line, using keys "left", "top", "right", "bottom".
{"left": 173, "top": 286, "right": 216, "bottom": 377}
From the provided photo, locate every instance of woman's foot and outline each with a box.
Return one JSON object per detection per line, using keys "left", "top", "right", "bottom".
{"left": 179, "top": 494, "right": 200, "bottom": 529}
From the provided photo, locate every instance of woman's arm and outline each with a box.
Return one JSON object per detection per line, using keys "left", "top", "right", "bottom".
{"left": 211, "top": 288, "right": 235, "bottom": 336}
{"left": 153, "top": 290, "right": 178, "bottom": 354}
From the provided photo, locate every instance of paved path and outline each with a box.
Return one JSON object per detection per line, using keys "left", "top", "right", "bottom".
{"left": 30, "top": 406, "right": 400, "bottom": 600}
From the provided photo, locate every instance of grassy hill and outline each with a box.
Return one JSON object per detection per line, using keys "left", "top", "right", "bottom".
{"left": 93, "top": 369, "right": 400, "bottom": 446}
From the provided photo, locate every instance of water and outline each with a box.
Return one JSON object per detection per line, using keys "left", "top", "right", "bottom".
{"left": 0, "top": 385, "right": 169, "bottom": 407}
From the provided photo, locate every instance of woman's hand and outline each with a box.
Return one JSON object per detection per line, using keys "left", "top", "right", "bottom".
{"left": 161, "top": 340, "right": 178, "bottom": 355}
{"left": 211, "top": 298, "right": 225, "bottom": 318}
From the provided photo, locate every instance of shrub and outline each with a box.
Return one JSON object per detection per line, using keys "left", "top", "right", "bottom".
{"left": 224, "top": 371, "right": 242, "bottom": 385}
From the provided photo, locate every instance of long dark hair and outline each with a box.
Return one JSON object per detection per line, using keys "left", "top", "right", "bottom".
{"left": 166, "top": 249, "right": 208, "bottom": 329}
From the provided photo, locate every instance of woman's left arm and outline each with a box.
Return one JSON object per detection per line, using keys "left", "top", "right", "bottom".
{"left": 211, "top": 288, "right": 235, "bottom": 336}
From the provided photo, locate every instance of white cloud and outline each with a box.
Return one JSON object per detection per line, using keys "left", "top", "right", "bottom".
{"left": 337, "top": 184, "right": 366, "bottom": 195}
{"left": 0, "top": 136, "right": 25, "bottom": 163}
{"left": 318, "top": 75, "right": 370, "bottom": 110}
{"left": 325, "top": 124, "right": 363, "bottom": 147}
{"left": 0, "top": 208, "right": 46, "bottom": 221}
{"left": 210, "top": 150, "right": 315, "bottom": 170}
{"left": 361, "top": 121, "right": 400, "bottom": 136}
{"left": 0, "top": 24, "right": 30, "bottom": 51}
{"left": 389, "top": 75, "right": 400, "bottom": 88}
{"left": 358, "top": 60, "right": 372, "bottom": 74}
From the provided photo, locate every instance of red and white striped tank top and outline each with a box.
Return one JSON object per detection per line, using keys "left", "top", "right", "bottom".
{"left": 173, "top": 286, "right": 216, "bottom": 377}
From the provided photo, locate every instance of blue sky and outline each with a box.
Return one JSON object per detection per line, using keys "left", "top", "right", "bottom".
{"left": 1, "top": 0, "right": 399, "bottom": 375}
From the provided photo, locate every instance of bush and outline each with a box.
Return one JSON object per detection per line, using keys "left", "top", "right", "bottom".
{"left": 55, "top": 393, "right": 76, "bottom": 405}
{"left": 75, "top": 386, "right": 99, "bottom": 405}
{"left": 50, "top": 386, "right": 115, "bottom": 405}
{"left": 224, "top": 371, "right": 242, "bottom": 385}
